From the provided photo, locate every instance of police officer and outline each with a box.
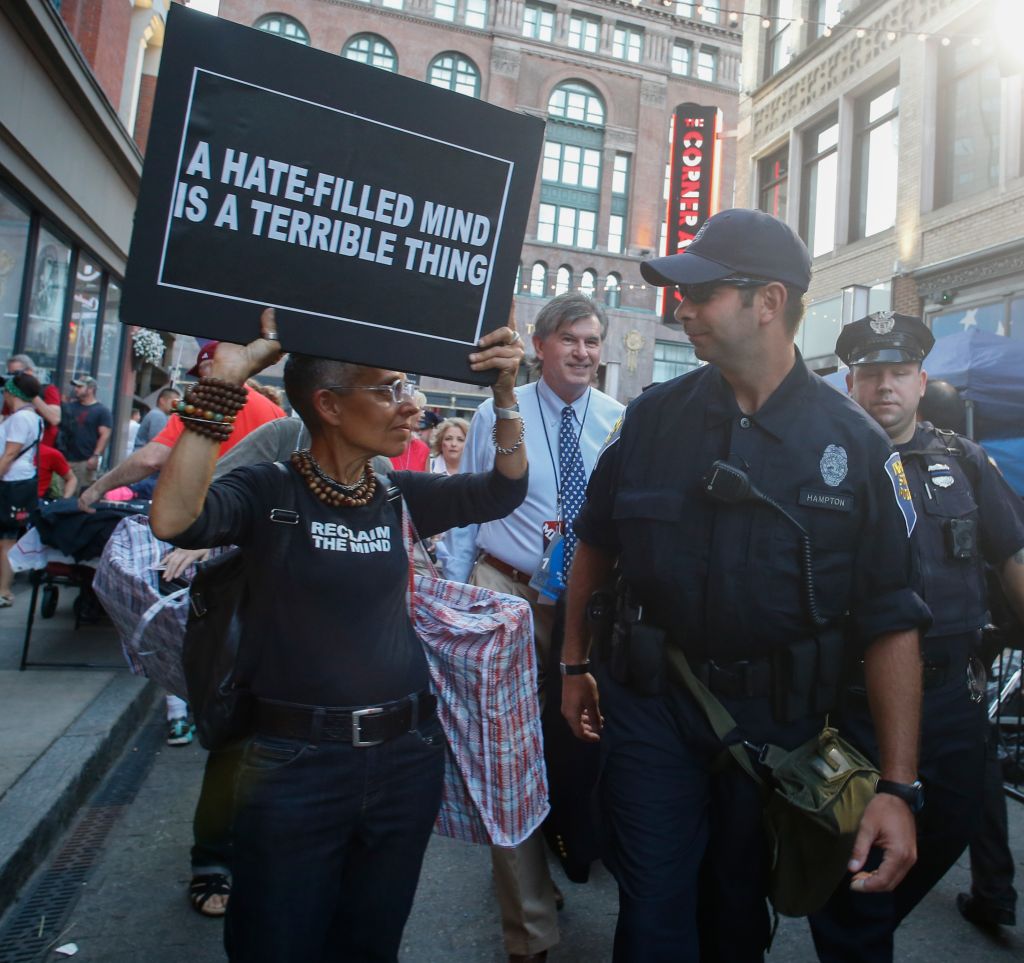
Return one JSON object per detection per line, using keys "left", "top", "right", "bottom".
{"left": 560, "top": 209, "right": 931, "bottom": 962}
{"left": 809, "top": 313, "right": 1024, "bottom": 960}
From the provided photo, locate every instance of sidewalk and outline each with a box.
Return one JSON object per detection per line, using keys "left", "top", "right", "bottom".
{"left": 0, "top": 574, "right": 157, "bottom": 914}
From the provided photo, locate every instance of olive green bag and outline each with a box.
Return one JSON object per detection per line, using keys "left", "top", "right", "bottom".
{"left": 666, "top": 648, "right": 879, "bottom": 917}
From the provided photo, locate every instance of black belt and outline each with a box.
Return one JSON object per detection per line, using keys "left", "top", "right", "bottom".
{"left": 695, "top": 657, "right": 773, "bottom": 700}
{"left": 255, "top": 690, "right": 437, "bottom": 747}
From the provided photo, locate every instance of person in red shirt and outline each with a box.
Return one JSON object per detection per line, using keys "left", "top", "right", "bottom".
{"left": 5, "top": 354, "right": 62, "bottom": 448}
{"left": 37, "top": 443, "right": 77, "bottom": 500}
{"left": 77, "top": 342, "right": 285, "bottom": 511}
{"left": 389, "top": 391, "right": 430, "bottom": 472}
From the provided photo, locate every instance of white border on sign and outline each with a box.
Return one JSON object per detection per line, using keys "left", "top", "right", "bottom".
{"left": 157, "top": 67, "right": 515, "bottom": 346}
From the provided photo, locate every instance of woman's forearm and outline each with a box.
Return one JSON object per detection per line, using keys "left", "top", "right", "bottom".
{"left": 149, "top": 431, "right": 221, "bottom": 540}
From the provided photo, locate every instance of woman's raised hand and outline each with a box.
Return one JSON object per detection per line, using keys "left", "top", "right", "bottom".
{"left": 468, "top": 303, "right": 523, "bottom": 405}
{"left": 209, "top": 308, "right": 285, "bottom": 386}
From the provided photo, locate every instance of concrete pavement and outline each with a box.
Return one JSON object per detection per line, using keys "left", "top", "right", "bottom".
{"left": 0, "top": 570, "right": 1020, "bottom": 960}
{"left": 0, "top": 575, "right": 158, "bottom": 916}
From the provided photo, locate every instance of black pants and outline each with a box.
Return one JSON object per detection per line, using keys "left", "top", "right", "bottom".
{"left": 596, "top": 668, "right": 820, "bottom": 963}
{"left": 191, "top": 745, "right": 242, "bottom": 875}
{"left": 808, "top": 675, "right": 987, "bottom": 962}
{"left": 967, "top": 719, "right": 1018, "bottom": 913}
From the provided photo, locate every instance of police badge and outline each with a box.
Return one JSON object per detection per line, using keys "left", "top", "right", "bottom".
{"left": 868, "top": 311, "right": 895, "bottom": 334}
{"left": 820, "top": 444, "right": 848, "bottom": 487}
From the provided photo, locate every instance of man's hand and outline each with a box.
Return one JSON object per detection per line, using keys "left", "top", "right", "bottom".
{"left": 208, "top": 308, "right": 283, "bottom": 385}
{"left": 78, "top": 485, "right": 102, "bottom": 514}
{"left": 87, "top": 454, "right": 100, "bottom": 472}
{"left": 561, "top": 673, "right": 604, "bottom": 742}
{"left": 847, "top": 792, "right": 917, "bottom": 893}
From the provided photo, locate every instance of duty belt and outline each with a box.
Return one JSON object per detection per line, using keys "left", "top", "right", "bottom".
{"left": 695, "top": 657, "right": 773, "bottom": 700}
{"left": 255, "top": 689, "right": 436, "bottom": 747}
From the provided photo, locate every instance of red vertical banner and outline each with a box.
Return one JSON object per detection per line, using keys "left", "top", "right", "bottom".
{"left": 662, "top": 103, "right": 722, "bottom": 326}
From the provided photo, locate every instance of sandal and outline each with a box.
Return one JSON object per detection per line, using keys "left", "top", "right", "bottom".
{"left": 189, "top": 873, "right": 231, "bottom": 917}
{"left": 0, "top": 595, "right": 13, "bottom": 608}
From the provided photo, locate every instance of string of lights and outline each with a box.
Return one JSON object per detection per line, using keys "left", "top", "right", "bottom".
{"left": 629, "top": 2, "right": 990, "bottom": 47}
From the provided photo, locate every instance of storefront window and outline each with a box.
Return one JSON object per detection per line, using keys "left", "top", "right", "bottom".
{"left": 96, "top": 280, "right": 123, "bottom": 409}
{"left": 66, "top": 254, "right": 102, "bottom": 383}
{"left": 1011, "top": 297, "right": 1024, "bottom": 340}
{"left": 24, "top": 225, "right": 72, "bottom": 371}
{"left": 0, "top": 187, "right": 30, "bottom": 362}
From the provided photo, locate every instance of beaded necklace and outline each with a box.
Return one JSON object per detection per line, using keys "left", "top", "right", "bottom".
{"left": 291, "top": 450, "right": 377, "bottom": 508}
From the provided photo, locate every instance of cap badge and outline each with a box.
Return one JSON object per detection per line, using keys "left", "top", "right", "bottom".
{"left": 691, "top": 220, "right": 711, "bottom": 245}
{"left": 868, "top": 311, "right": 895, "bottom": 335}
{"left": 820, "top": 444, "right": 848, "bottom": 488}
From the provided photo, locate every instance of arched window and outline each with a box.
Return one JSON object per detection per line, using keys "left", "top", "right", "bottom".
{"left": 605, "top": 273, "right": 621, "bottom": 308}
{"left": 530, "top": 262, "right": 548, "bottom": 297}
{"left": 343, "top": 34, "right": 398, "bottom": 72}
{"left": 539, "top": 82, "right": 605, "bottom": 250}
{"left": 428, "top": 53, "right": 480, "bottom": 97}
{"left": 580, "top": 269, "right": 597, "bottom": 298}
{"left": 548, "top": 81, "right": 605, "bottom": 126}
{"left": 255, "top": 14, "right": 310, "bottom": 44}
{"left": 555, "top": 266, "right": 572, "bottom": 296}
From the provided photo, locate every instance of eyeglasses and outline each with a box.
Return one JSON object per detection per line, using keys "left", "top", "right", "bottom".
{"left": 676, "top": 277, "right": 769, "bottom": 305}
{"left": 323, "top": 379, "right": 418, "bottom": 406}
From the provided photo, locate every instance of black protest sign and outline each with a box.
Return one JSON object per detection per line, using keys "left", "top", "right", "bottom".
{"left": 122, "top": 4, "right": 544, "bottom": 384}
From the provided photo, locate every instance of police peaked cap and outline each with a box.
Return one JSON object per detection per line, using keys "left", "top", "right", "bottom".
{"left": 640, "top": 208, "right": 812, "bottom": 291}
{"left": 835, "top": 312, "right": 935, "bottom": 366}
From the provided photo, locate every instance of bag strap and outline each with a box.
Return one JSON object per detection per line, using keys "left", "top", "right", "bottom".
{"left": 664, "top": 646, "right": 765, "bottom": 788}
{"left": 10, "top": 409, "right": 43, "bottom": 466}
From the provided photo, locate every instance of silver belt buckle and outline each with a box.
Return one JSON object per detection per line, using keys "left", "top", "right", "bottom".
{"left": 351, "top": 706, "right": 384, "bottom": 747}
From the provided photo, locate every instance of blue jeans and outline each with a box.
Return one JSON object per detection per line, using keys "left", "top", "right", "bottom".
{"left": 225, "top": 715, "right": 446, "bottom": 963}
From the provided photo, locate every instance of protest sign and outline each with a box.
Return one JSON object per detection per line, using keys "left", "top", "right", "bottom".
{"left": 122, "top": 4, "right": 544, "bottom": 384}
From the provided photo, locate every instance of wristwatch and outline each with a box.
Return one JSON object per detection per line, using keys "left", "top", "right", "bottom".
{"left": 559, "top": 660, "right": 592, "bottom": 676}
{"left": 875, "top": 778, "right": 925, "bottom": 814}
{"left": 493, "top": 403, "right": 521, "bottom": 420}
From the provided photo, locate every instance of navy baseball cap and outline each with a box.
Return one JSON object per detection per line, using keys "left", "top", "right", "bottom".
{"left": 640, "top": 208, "right": 813, "bottom": 291}
{"left": 835, "top": 313, "right": 935, "bottom": 366}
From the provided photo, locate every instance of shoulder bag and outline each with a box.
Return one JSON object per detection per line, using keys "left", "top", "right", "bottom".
{"left": 666, "top": 646, "right": 880, "bottom": 918}
{"left": 184, "top": 461, "right": 296, "bottom": 750}
{"left": 389, "top": 482, "right": 550, "bottom": 848}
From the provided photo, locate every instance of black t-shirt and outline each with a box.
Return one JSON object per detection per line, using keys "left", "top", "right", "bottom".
{"left": 62, "top": 400, "right": 113, "bottom": 461}
{"left": 172, "top": 462, "right": 527, "bottom": 706}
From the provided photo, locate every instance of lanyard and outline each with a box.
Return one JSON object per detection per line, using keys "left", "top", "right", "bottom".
{"left": 537, "top": 386, "right": 591, "bottom": 518}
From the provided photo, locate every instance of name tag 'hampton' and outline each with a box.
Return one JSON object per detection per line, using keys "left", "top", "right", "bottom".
{"left": 798, "top": 489, "right": 853, "bottom": 512}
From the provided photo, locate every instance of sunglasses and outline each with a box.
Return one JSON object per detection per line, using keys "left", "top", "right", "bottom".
{"left": 675, "top": 277, "right": 769, "bottom": 305}
{"left": 323, "top": 379, "right": 418, "bottom": 406}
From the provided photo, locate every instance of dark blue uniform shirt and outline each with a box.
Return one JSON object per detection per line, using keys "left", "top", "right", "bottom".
{"left": 898, "top": 423, "right": 1024, "bottom": 638}
{"left": 575, "top": 352, "right": 930, "bottom": 663}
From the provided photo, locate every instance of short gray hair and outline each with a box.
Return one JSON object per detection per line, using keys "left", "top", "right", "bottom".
{"left": 7, "top": 354, "right": 35, "bottom": 372}
{"left": 533, "top": 293, "right": 608, "bottom": 342}
{"left": 282, "top": 354, "right": 363, "bottom": 433}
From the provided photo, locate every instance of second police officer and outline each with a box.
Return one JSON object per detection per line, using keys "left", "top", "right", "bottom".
{"left": 809, "top": 313, "right": 1024, "bottom": 961}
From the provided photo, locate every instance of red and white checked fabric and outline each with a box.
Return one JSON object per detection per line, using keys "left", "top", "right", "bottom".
{"left": 92, "top": 513, "right": 197, "bottom": 699}
{"left": 401, "top": 504, "right": 549, "bottom": 847}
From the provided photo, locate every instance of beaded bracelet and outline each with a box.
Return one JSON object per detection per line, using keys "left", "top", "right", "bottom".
{"left": 491, "top": 419, "right": 525, "bottom": 456}
{"left": 174, "top": 377, "right": 247, "bottom": 442}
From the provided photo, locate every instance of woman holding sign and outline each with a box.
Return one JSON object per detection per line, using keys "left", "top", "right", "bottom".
{"left": 150, "top": 309, "right": 526, "bottom": 962}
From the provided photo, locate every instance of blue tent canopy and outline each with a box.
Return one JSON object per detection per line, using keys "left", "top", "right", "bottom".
{"left": 922, "top": 330, "right": 1024, "bottom": 438}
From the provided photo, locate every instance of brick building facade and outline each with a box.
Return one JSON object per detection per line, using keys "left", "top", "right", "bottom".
{"left": 736, "top": 0, "right": 1024, "bottom": 370}
{"left": 217, "top": 0, "right": 743, "bottom": 405}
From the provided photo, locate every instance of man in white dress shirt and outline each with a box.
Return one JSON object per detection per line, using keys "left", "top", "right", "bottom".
{"left": 445, "top": 292, "right": 624, "bottom": 962}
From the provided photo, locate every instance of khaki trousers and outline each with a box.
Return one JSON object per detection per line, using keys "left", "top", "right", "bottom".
{"left": 69, "top": 460, "right": 96, "bottom": 489}
{"left": 471, "top": 557, "right": 560, "bottom": 956}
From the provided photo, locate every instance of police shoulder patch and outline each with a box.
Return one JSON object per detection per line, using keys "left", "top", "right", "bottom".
{"left": 884, "top": 452, "right": 917, "bottom": 536}
{"left": 597, "top": 415, "right": 623, "bottom": 461}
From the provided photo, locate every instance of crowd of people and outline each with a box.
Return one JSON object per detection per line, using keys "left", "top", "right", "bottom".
{"left": 1, "top": 207, "right": 1021, "bottom": 962}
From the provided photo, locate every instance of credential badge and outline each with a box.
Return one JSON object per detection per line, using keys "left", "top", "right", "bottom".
{"left": 820, "top": 444, "right": 848, "bottom": 487}
{"left": 928, "top": 463, "right": 955, "bottom": 488}
{"left": 869, "top": 310, "right": 895, "bottom": 335}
